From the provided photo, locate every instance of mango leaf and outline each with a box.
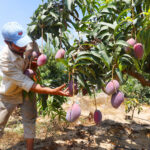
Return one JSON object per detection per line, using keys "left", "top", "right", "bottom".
{"left": 75, "top": 55, "right": 98, "bottom": 64}
{"left": 132, "top": 57, "right": 141, "bottom": 72}
{"left": 77, "top": 74, "right": 92, "bottom": 95}
{"left": 115, "top": 68, "right": 123, "bottom": 83}
{"left": 77, "top": 67, "right": 92, "bottom": 79}
{"left": 28, "top": 24, "right": 37, "bottom": 33}
{"left": 86, "top": 67, "right": 96, "bottom": 79}
{"left": 65, "top": 0, "right": 75, "bottom": 11}
{"left": 50, "top": 12, "right": 59, "bottom": 19}
{"left": 100, "top": 26, "right": 108, "bottom": 32}
{"left": 115, "top": 40, "right": 128, "bottom": 47}
{"left": 73, "top": 62, "right": 91, "bottom": 68}
{"left": 101, "top": 32, "right": 112, "bottom": 39}
{"left": 91, "top": 51, "right": 111, "bottom": 69}
{"left": 119, "top": 63, "right": 127, "bottom": 71}
{"left": 116, "top": 8, "right": 131, "bottom": 22}
{"left": 56, "top": 58, "right": 69, "bottom": 68}
{"left": 137, "top": 27, "right": 150, "bottom": 58}
{"left": 114, "top": 20, "right": 129, "bottom": 38}
{"left": 118, "top": 54, "right": 133, "bottom": 66}
{"left": 47, "top": 2, "right": 52, "bottom": 9}
{"left": 100, "top": 22, "right": 117, "bottom": 30}
{"left": 82, "top": 14, "right": 93, "bottom": 21}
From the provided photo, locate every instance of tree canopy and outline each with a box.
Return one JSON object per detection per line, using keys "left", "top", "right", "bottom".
{"left": 28, "top": 0, "right": 150, "bottom": 94}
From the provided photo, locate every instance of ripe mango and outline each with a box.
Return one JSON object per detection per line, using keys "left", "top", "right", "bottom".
{"left": 111, "top": 90, "right": 124, "bottom": 108}
{"left": 105, "top": 80, "right": 120, "bottom": 95}
{"left": 55, "top": 48, "right": 65, "bottom": 59}
{"left": 66, "top": 103, "right": 81, "bottom": 122}
{"left": 133, "top": 43, "right": 144, "bottom": 59}
{"left": 125, "top": 38, "right": 136, "bottom": 52}
{"left": 94, "top": 109, "right": 102, "bottom": 124}
{"left": 68, "top": 80, "right": 78, "bottom": 96}
{"left": 24, "top": 69, "right": 35, "bottom": 78}
{"left": 37, "top": 54, "right": 47, "bottom": 66}
{"left": 32, "top": 51, "right": 39, "bottom": 58}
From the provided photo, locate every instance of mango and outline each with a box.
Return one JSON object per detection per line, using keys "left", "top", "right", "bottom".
{"left": 55, "top": 48, "right": 65, "bottom": 59}
{"left": 125, "top": 38, "right": 136, "bottom": 52}
{"left": 37, "top": 54, "right": 47, "bottom": 66}
{"left": 94, "top": 109, "right": 102, "bottom": 124}
{"left": 24, "top": 69, "right": 35, "bottom": 78}
{"left": 133, "top": 43, "right": 144, "bottom": 59}
{"left": 32, "top": 51, "right": 39, "bottom": 58}
{"left": 68, "top": 80, "right": 78, "bottom": 96}
{"left": 111, "top": 90, "right": 124, "bottom": 108}
{"left": 105, "top": 80, "right": 120, "bottom": 95}
{"left": 66, "top": 103, "right": 81, "bottom": 122}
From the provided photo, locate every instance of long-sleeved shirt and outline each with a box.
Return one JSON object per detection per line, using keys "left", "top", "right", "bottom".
{"left": 0, "top": 44, "right": 36, "bottom": 104}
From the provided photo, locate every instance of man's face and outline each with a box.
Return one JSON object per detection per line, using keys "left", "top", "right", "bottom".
{"left": 10, "top": 43, "right": 27, "bottom": 54}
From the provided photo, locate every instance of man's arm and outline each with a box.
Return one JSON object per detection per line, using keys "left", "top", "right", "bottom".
{"left": 30, "top": 83, "right": 70, "bottom": 96}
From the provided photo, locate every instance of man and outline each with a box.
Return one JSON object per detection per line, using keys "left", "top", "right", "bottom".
{"left": 0, "top": 22, "right": 70, "bottom": 150}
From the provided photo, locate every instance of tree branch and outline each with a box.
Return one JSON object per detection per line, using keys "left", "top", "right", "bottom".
{"left": 123, "top": 69, "right": 150, "bottom": 87}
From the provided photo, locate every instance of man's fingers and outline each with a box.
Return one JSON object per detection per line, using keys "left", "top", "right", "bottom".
{"left": 57, "top": 84, "right": 66, "bottom": 90}
{"left": 64, "top": 87, "right": 69, "bottom": 92}
{"left": 59, "top": 91, "right": 72, "bottom": 97}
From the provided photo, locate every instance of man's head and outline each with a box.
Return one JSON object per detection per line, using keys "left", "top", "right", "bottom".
{"left": 1, "top": 22, "right": 32, "bottom": 54}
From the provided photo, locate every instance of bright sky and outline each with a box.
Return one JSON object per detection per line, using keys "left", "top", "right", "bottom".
{"left": 0, "top": 0, "right": 82, "bottom": 50}
{"left": 0, "top": 0, "right": 42, "bottom": 49}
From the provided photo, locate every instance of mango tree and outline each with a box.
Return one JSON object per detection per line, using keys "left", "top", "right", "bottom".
{"left": 27, "top": 0, "right": 150, "bottom": 119}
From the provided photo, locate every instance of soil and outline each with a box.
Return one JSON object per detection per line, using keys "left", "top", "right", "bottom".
{"left": 0, "top": 92, "right": 150, "bottom": 150}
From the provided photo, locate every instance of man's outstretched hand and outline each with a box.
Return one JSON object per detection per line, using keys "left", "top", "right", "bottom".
{"left": 30, "top": 83, "right": 72, "bottom": 97}
{"left": 53, "top": 84, "right": 71, "bottom": 97}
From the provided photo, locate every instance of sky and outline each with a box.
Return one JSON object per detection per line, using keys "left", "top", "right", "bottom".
{"left": 0, "top": 0, "right": 82, "bottom": 50}
{"left": 0, "top": 0, "right": 42, "bottom": 49}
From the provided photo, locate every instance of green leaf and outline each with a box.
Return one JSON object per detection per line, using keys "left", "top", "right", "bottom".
{"left": 100, "top": 22, "right": 117, "bottom": 30}
{"left": 87, "top": 67, "right": 97, "bottom": 79}
{"left": 73, "top": 62, "right": 91, "bottom": 68}
{"left": 132, "top": 57, "right": 141, "bottom": 72}
{"left": 115, "top": 40, "right": 128, "bottom": 47}
{"left": 28, "top": 24, "right": 37, "bottom": 33}
{"left": 82, "top": 14, "right": 93, "bottom": 21}
{"left": 91, "top": 51, "right": 111, "bottom": 69}
{"left": 116, "top": 8, "right": 131, "bottom": 22}
{"left": 101, "top": 32, "right": 111, "bottom": 39}
{"left": 50, "top": 12, "right": 58, "bottom": 19}
{"left": 77, "top": 74, "right": 91, "bottom": 95}
{"left": 56, "top": 58, "right": 69, "bottom": 68}
{"left": 119, "top": 63, "right": 127, "bottom": 71}
{"left": 41, "top": 15, "right": 47, "bottom": 20}
{"left": 65, "top": 0, "right": 75, "bottom": 11}
{"left": 137, "top": 27, "right": 150, "bottom": 58}
{"left": 75, "top": 55, "right": 96, "bottom": 63}
{"left": 115, "top": 68, "right": 123, "bottom": 83}
{"left": 75, "top": 54, "right": 104, "bottom": 70}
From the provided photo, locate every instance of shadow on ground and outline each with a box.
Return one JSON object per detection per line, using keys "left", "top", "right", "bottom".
{"left": 6, "top": 119, "right": 150, "bottom": 150}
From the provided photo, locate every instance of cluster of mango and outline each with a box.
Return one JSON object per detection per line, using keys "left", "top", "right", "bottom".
{"left": 105, "top": 80, "right": 124, "bottom": 108}
{"left": 24, "top": 51, "right": 47, "bottom": 78}
{"left": 125, "top": 38, "right": 144, "bottom": 59}
{"left": 65, "top": 80, "right": 125, "bottom": 125}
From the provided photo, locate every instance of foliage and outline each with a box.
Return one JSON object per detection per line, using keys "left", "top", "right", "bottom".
{"left": 28, "top": 0, "right": 150, "bottom": 117}
{"left": 120, "top": 76, "right": 150, "bottom": 118}
{"left": 125, "top": 98, "right": 142, "bottom": 119}
{"left": 120, "top": 76, "right": 150, "bottom": 105}
{"left": 37, "top": 44, "right": 68, "bottom": 120}
{"left": 37, "top": 94, "right": 67, "bottom": 121}
{"left": 28, "top": 0, "right": 150, "bottom": 90}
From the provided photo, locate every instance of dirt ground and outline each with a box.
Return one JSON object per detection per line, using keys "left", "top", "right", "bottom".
{"left": 0, "top": 92, "right": 150, "bottom": 150}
